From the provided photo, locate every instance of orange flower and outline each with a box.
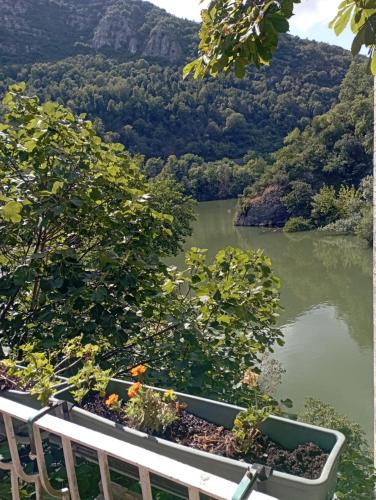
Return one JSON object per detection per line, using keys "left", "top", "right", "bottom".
{"left": 130, "top": 364, "right": 147, "bottom": 377}
{"left": 128, "top": 381, "right": 142, "bottom": 398}
{"left": 105, "top": 393, "right": 119, "bottom": 407}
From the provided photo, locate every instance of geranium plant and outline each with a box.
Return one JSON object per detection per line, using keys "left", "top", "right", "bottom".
{"left": 104, "top": 366, "right": 179, "bottom": 434}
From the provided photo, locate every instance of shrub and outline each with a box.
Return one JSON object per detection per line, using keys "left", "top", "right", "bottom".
{"left": 336, "top": 185, "right": 360, "bottom": 218}
{"left": 299, "top": 398, "right": 375, "bottom": 499}
{"left": 281, "top": 181, "right": 313, "bottom": 218}
{"left": 311, "top": 185, "right": 339, "bottom": 226}
{"left": 0, "top": 86, "right": 283, "bottom": 406}
{"left": 283, "top": 217, "right": 312, "bottom": 233}
{"left": 355, "top": 206, "right": 373, "bottom": 246}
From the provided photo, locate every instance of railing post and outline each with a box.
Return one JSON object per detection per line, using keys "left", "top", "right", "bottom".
{"left": 98, "top": 451, "right": 113, "bottom": 500}
{"left": 61, "top": 436, "right": 80, "bottom": 500}
{"left": 32, "top": 422, "right": 70, "bottom": 499}
{"left": 139, "top": 466, "right": 153, "bottom": 500}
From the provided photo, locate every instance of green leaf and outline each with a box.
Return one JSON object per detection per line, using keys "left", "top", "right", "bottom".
{"left": 1, "top": 201, "right": 23, "bottom": 223}
{"left": 183, "top": 60, "right": 198, "bottom": 80}
{"left": 218, "top": 314, "right": 231, "bottom": 325}
{"left": 351, "top": 26, "right": 366, "bottom": 56}
{"left": 9, "top": 82, "right": 26, "bottom": 93}
{"left": 235, "top": 59, "right": 246, "bottom": 78}
{"left": 331, "top": 5, "right": 353, "bottom": 36}
{"left": 163, "top": 279, "right": 175, "bottom": 294}
{"left": 51, "top": 181, "right": 64, "bottom": 194}
{"left": 371, "top": 53, "right": 376, "bottom": 75}
{"left": 23, "top": 139, "right": 37, "bottom": 152}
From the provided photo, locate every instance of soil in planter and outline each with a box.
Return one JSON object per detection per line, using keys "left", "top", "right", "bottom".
{"left": 80, "top": 394, "right": 328, "bottom": 479}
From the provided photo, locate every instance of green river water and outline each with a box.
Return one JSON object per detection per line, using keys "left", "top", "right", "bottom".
{"left": 176, "top": 199, "right": 373, "bottom": 442}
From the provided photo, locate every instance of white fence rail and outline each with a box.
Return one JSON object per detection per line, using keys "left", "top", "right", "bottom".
{"left": 0, "top": 396, "right": 277, "bottom": 500}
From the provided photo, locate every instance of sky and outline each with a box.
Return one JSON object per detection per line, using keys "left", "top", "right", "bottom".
{"left": 144, "top": 0, "right": 355, "bottom": 51}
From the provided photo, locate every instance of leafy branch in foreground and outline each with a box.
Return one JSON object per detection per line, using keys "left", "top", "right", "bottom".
{"left": 186, "top": 0, "right": 376, "bottom": 78}
{"left": 184, "top": 0, "right": 300, "bottom": 79}
{"left": 0, "top": 84, "right": 192, "bottom": 350}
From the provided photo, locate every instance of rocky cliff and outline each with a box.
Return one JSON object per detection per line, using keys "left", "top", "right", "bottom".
{"left": 235, "top": 185, "right": 289, "bottom": 227}
{"left": 0, "top": 0, "right": 196, "bottom": 64}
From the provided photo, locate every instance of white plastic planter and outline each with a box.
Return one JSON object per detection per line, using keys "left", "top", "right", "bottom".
{"left": 53, "top": 379, "right": 345, "bottom": 500}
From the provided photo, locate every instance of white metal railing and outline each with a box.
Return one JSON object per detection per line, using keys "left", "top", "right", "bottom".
{"left": 0, "top": 396, "right": 277, "bottom": 500}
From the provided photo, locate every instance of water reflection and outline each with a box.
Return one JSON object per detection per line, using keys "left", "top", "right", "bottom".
{"left": 177, "top": 199, "right": 373, "bottom": 440}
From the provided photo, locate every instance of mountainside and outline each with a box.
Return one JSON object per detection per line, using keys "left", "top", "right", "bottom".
{"left": 234, "top": 61, "right": 372, "bottom": 241}
{"left": 0, "top": 0, "right": 197, "bottom": 64}
{"left": 0, "top": 0, "right": 352, "bottom": 161}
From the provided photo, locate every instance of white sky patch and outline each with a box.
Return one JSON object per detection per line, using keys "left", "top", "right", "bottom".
{"left": 144, "top": 0, "right": 204, "bottom": 21}
{"left": 289, "top": 0, "right": 340, "bottom": 36}
{"left": 145, "top": 0, "right": 351, "bottom": 49}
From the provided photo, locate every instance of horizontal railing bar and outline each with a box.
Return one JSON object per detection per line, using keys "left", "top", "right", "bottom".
{"left": 36, "top": 413, "right": 237, "bottom": 499}
{"left": 0, "top": 397, "right": 277, "bottom": 500}
{"left": 0, "top": 397, "right": 39, "bottom": 422}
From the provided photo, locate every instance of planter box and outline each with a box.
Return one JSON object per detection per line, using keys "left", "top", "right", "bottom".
{"left": 0, "top": 368, "right": 67, "bottom": 438}
{"left": 0, "top": 366, "right": 67, "bottom": 409}
{"left": 53, "top": 379, "right": 345, "bottom": 500}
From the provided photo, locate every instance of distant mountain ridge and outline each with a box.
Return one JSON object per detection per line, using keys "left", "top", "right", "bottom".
{"left": 0, "top": 0, "right": 353, "bottom": 162}
{"left": 0, "top": 0, "right": 197, "bottom": 64}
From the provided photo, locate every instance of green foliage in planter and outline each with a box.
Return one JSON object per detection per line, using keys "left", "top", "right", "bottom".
{"left": 283, "top": 217, "right": 312, "bottom": 233}
{"left": 233, "top": 404, "right": 274, "bottom": 454}
{"left": 1, "top": 335, "right": 112, "bottom": 404}
{"left": 299, "top": 398, "right": 375, "bottom": 500}
{"left": 125, "top": 387, "right": 178, "bottom": 434}
{"left": 232, "top": 366, "right": 284, "bottom": 453}
{"left": 68, "top": 362, "right": 111, "bottom": 404}
{"left": 0, "top": 346, "right": 61, "bottom": 405}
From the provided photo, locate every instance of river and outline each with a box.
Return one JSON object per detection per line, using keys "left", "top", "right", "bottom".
{"left": 175, "top": 199, "right": 373, "bottom": 442}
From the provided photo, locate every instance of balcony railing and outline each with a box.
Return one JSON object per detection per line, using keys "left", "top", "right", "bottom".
{"left": 0, "top": 396, "right": 277, "bottom": 500}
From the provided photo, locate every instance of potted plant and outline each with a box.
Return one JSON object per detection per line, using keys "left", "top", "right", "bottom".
{"left": 51, "top": 363, "right": 345, "bottom": 500}
{"left": 0, "top": 344, "right": 69, "bottom": 409}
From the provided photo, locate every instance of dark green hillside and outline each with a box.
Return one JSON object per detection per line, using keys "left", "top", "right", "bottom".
{"left": 1, "top": 0, "right": 352, "bottom": 160}
{"left": 235, "top": 61, "right": 373, "bottom": 242}
{"left": 1, "top": 36, "right": 350, "bottom": 160}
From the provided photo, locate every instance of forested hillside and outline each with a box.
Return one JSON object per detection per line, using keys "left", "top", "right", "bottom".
{"left": 236, "top": 61, "right": 373, "bottom": 241}
{"left": 0, "top": 0, "right": 351, "bottom": 161}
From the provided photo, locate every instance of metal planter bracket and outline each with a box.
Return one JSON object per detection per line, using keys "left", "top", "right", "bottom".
{"left": 232, "top": 464, "right": 273, "bottom": 500}
{"left": 27, "top": 400, "right": 69, "bottom": 458}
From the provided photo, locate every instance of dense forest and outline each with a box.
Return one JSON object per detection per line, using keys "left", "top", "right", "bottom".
{"left": 0, "top": 37, "right": 350, "bottom": 160}
{"left": 1, "top": 0, "right": 351, "bottom": 160}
